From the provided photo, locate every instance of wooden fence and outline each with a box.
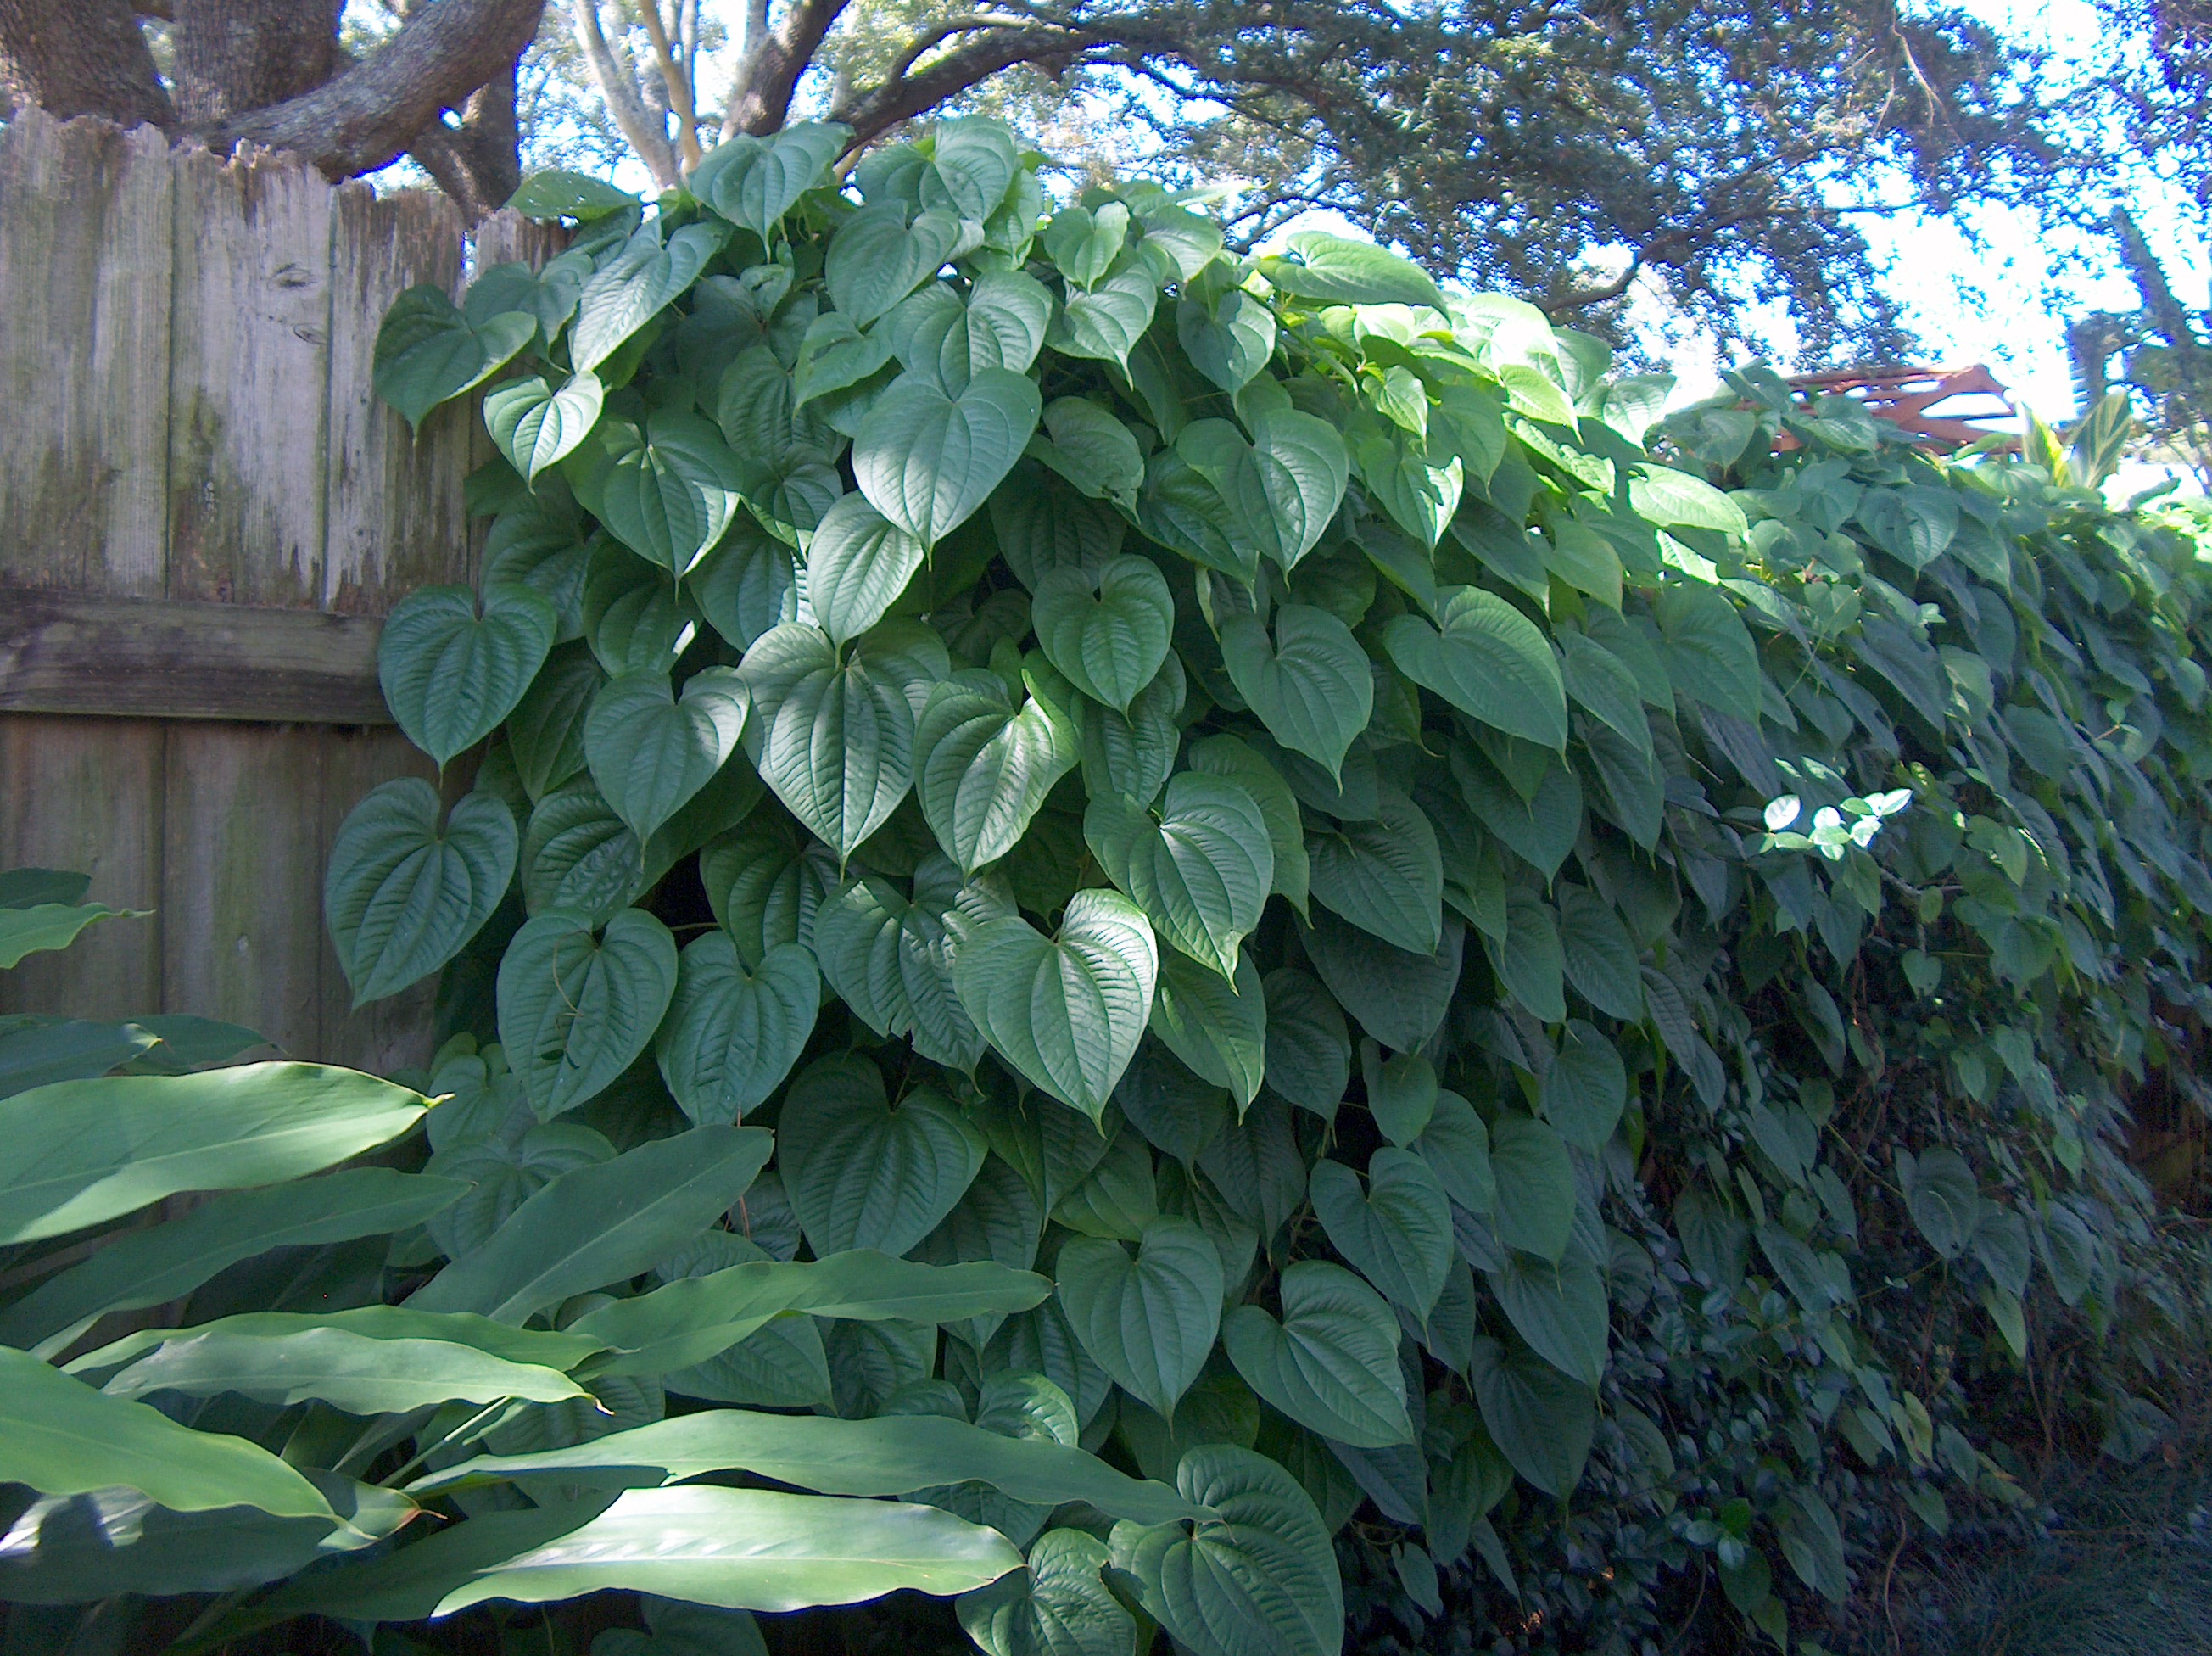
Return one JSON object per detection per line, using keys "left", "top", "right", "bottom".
{"left": 0, "top": 109, "right": 539, "bottom": 1071}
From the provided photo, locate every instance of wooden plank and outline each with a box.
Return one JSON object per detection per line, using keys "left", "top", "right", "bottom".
{"left": 165, "top": 144, "right": 335, "bottom": 607}
{"left": 317, "top": 724, "right": 445, "bottom": 1072}
{"left": 325, "top": 185, "right": 473, "bottom": 613}
{"left": 0, "top": 714, "right": 165, "bottom": 1021}
{"left": 160, "top": 724, "right": 329, "bottom": 1056}
{"left": 0, "top": 111, "right": 173, "bottom": 596}
{"left": 0, "top": 591, "right": 388, "bottom": 724}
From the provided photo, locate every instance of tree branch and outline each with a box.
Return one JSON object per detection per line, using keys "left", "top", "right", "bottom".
{"left": 205, "top": 0, "right": 545, "bottom": 182}
{"left": 833, "top": 23, "right": 1099, "bottom": 146}
{"left": 723, "top": 0, "right": 852, "bottom": 138}
{"left": 406, "top": 65, "right": 522, "bottom": 223}
{"left": 1540, "top": 250, "right": 1643, "bottom": 315}
{"left": 632, "top": 0, "right": 701, "bottom": 170}
{"left": 0, "top": 0, "right": 173, "bottom": 128}
{"left": 571, "top": 0, "right": 681, "bottom": 186}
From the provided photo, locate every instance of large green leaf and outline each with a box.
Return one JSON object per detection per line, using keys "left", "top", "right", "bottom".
{"left": 698, "top": 120, "right": 849, "bottom": 238}
{"left": 570, "top": 1251, "right": 1048, "bottom": 1377}
{"left": 779, "top": 1054, "right": 986, "bottom": 1257}
{"left": 70, "top": 1306, "right": 600, "bottom": 1378}
{"left": 1057, "top": 1217, "right": 1224, "bottom": 1419}
{"left": 1309, "top": 1149, "right": 1453, "bottom": 1318}
{"left": 410, "top": 1407, "right": 1205, "bottom": 1524}
{"left": 409, "top": 1125, "right": 772, "bottom": 1322}
{"left": 484, "top": 372, "right": 604, "bottom": 484}
{"left": 1260, "top": 969, "right": 1349, "bottom": 1116}
{"left": 1539, "top": 1021, "right": 1627, "bottom": 1152}
{"left": 508, "top": 643, "right": 605, "bottom": 797}
{"left": 807, "top": 493, "right": 927, "bottom": 647}
{"left": 1179, "top": 289, "right": 1277, "bottom": 394}
{"left": 1187, "top": 734, "right": 1308, "bottom": 915}
{"left": 954, "top": 889, "right": 1159, "bottom": 1122}
{"left": 1488, "top": 1116, "right": 1576, "bottom": 1263}
{"left": 597, "top": 412, "right": 750, "bottom": 578}
{"left": 0, "top": 1169, "right": 461, "bottom": 1355}
{"left": 326, "top": 780, "right": 516, "bottom": 1004}
{"left": 1470, "top": 1336, "right": 1594, "bottom": 1497}
{"left": 1086, "top": 775, "right": 1272, "bottom": 980}
{"left": 520, "top": 779, "right": 646, "bottom": 925}
{"left": 1385, "top": 585, "right": 1567, "bottom": 749}
{"left": 1299, "top": 910, "right": 1463, "bottom": 1053}
{"left": 1415, "top": 1091, "right": 1493, "bottom": 1213}
{"left": 1555, "top": 883, "right": 1644, "bottom": 1020}
{"left": 378, "top": 583, "right": 558, "bottom": 768}
{"left": 430, "top": 1485, "right": 1019, "bottom": 1615}
{"left": 812, "top": 858, "right": 1002, "bottom": 1069}
{"left": 917, "top": 672, "right": 1078, "bottom": 876}
{"left": 570, "top": 221, "right": 729, "bottom": 373}
{"left": 1558, "top": 631, "right": 1651, "bottom": 758}
{"left": 1120, "top": 1444, "right": 1343, "bottom": 1656}
{"left": 1149, "top": 952, "right": 1269, "bottom": 1111}
{"left": 855, "top": 367, "right": 1042, "bottom": 545}
{"left": 584, "top": 668, "right": 750, "bottom": 842}
{"left": 1218, "top": 605, "right": 1372, "bottom": 782}
{"left": 99, "top": 1324, "right": 589, "bottom": 1413}
{"left": 373, "top": 284, "right": 534, "bottom": 434}
{"left": 1483, "top": 886, "right": 1566, "bottom": 1022}
{"left": 0, "top": 1065, "right": 429, "bottom": 1245}
{"left": 826, "top": 203, "right": 964, "bottom": 327}
{"left": 1222, "top": 1260, "right": 1412, "bottom": 1447}
{"left": 0, "top": 900, "right": 135, "bottom": 971}
{"left": 1305, "top": 788, "right": 1443, "bottom": 955}
{"left": 0, "top": 1346, "right": 336, "bottom": 1521}
{"left": 958, "top": 1526, "right": 1137, "bottom": 1656}
{"left": 1047, "top": 270, "right": 1159, "bottom": 371}
{"left": 1654, "top": 581, "right": 1761, "bottom": 712}
{"left": 891, "top": 270, "right": 1053, "bottom": 393}
{"left": 656, "top": 934, "right": 818, "bottom": 1126}
{"left": 1032, "top": 556, "right": 1175, "bottom": 713}
{"left": 496, "top": 907, "right": 678, "bottom": 1118}
{"left": 1261, "top": 231, "right": 1445, "bottom": 310}
{"left": 740, "top": 621, "right": 947, "bottom": 860}
{"left": 1487, "top": 1253, "right": 1608, "bottom": 1388}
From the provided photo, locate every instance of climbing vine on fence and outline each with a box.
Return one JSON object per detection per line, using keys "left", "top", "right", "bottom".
{"left": 281, "top": 115, "right": 2212, "bottom": 1652}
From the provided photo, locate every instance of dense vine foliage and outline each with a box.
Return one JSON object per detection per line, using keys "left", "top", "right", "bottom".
{"left": 8, "top": 115, "right": 2200, "bottom": 1653}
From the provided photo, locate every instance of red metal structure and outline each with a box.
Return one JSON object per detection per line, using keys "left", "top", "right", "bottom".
{"left": 1782, "top": 364, "right": 2019, "bottom": 451}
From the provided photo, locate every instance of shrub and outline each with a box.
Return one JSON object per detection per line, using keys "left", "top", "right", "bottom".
{"left": 8, "top": 113, "right": 2212, "bottom": 1656}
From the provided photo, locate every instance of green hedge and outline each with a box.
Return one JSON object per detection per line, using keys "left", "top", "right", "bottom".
{"left": 8, "top": 115, "right": 2204, "bottom": 1654}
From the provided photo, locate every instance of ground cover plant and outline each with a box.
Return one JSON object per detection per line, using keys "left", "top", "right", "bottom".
{"left": 8, "top": 114, "right": 2212, "bottom": 1656}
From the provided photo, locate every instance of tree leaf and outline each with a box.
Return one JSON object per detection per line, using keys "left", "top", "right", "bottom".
{"left": 1385, "top": 585, "right": 1567, "bottom": 749}
{"left": 1120, "top": 1444, "right": 1343, "bottom": 1656}
{"left": 496, "top": 907, "right": 679, "bottom": 1119}
{"left": 1179, "top": 289, "right": 1277, "bottom": 394}
{"left": 827, "top": 203, "right": 964, "bottom": 327}
{"left": 409, "top": 1125, "right": 773, "bottom": 1323}
{"left": 1487, "top": 1253, "right": 1608, "bottom": 1388}
{"left": 656, "top": 935, "right": 818, "bottom": 1126}
{"left": 430, "top": 1485, "right": 1019, "bottom": 1615}
{"left": 958, "top": 1526, "right": 1136, "bottom": 1656}
{"left": 1558, "top": 631, "right": 1651, "bottom": 758}
{"left": 1482, "top": 886, "right": 1566, "bottom": 1022}
{"left": 740, "top": 621, "right": 947, "bottom": 860}
{"left": 378, "top": 583, "right": 558, "bottom": 768}
{"left": 1149, "top": 953, "right": 1268, "bottom": 1111}
{"left": 1262, "top": 231, "right": 1445, "bottom": 310}
{"left": 1086, "top": 775, "right": 1272, "bottom": 980}
{"left": 1028, "top": 397, "right": 1146, "bottom": 505}
{"left": 1222, "top": 1260, "right": 1412, "bottom": 1447}
{"left": 1309, "top": 1149, "right": 1453, "bottom": 1318}
{"left": 1415, "top": 1091, "right": 1493, "bottom": 1214}
{"left": 699, "top": 121, "right": 849, "bottom": 238}
{"left": 780, "top": 1054, "right": 986, "bottom": 1257}
{"left": 598, "top": 412, "right": 750, "bottom": 578}
{"left": 1299, "top": 910, "right": 1463, "bottom": 1053}
{"left": 485, "top": 372, "right": 605, "bottom": 483}
{"left": 1488, "top": 1117, "right": 1575, "bottom": 1263}
{"left": 1555, "top": 883, "right": 1644, "bottom": 1020}
{"left": 955, "top": 889, "right": 1159, "bottom": 1122}
{"left": 1470, "top": 1336, "right": 1593, "bottom": 1498}
{"left": 1047, "top": 271, "right": 1159, "bottom": 372}
{"left": 1187, "top": 734, "right": 1308, "bottom": 915}
{"left": 0, "top": 1066, "right": 429, "bottom": 1245}
{"left": 584, "top": 669, "right": 750, "bottom": 844}
{"left": 1260, "top": 970, "right": 1349, "bottom": 1116}
{"left": 326, "top": 780, "right": 516, "bottom": 1004}
{"left": 856, "top": 367, "right": 1043, "bottom": 545}
{"left": 1306, "top": 788, "right": 1443, "bottom": 955}
{"left": 571, "top": 221, "right": 729, "bottom": 373}
{"left": 1654, "top": 581, "right": 1761, "bottom": 712}
{"left": 1033, "top": 556, "right": 1176, "bottom": 713}
{"left": 806, "top": 493, "right": 927, "bottom": 647}
{"left": 0, "top": 1346, "right": 336, "bottom": 1520}
{"left": 1539, "top": 1021, "right": 1627, "bottom": 1152}
{"left": 1219, "top": 605, "right": 1371, "bottom": 782}
{"left": 374, "top": 284, "right": 534, "bottom": 434}
{"left": 1057, "top": 1217, "right": 1225, "bottom": 1419}
{"left": 917, "top": 672, "right": 1078, "bottom": 876}
{"left": 520, "top": 779, "right": 646, "bottom": 926}
{"left": 1897, "top": 1147, "right": 1977, "bottom": 1261}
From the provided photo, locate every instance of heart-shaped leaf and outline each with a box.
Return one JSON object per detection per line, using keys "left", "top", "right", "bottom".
{"left": 1028, "top": 397, "right": 1145, "bottom": 506}
{"left": 1385, "top": 585, "right": 1567, "bottom": 749}
{"left": 923, "top": 115, "right": 1019, "bottom": 217}
{"left": 1219, "top": 605, "right": 1371, "bottom": 782}
{"left": 1305, "top": 787, "right": 1443, "bottom": 956}
{"left": 1654, "top": 582, "right": 1761, "bottom": 713}
{"left": 597, "top": 412, "right": 749, "bottom": 578}
{"left": 1174, "top": 415, "right": 1349, "bottom": 575}
{"left": 1032, "top": 556, "right": 1175, "bottom": 713}
{"left": 327, "top": 780, "right": 517, "bottom": 1004}
{"left": 1309, "top": 1149, "right": 1453, "bottom": 1318}
{"left": 380, "top": 583, "right": 559, "bottom": 768}
{"left": 1471, "top": 1336, "right": 1594, "bottom": 1497}
{"left": 1149, "top": 953, "right": 1267, "bottom": 1111}
{"left": 1556, "top": 883, "right": 1644, "bottom": 1021}
{"left": 484, "top": 372, "right": 604, "bottom": 484}
{"left": 1488, "top": 1116, "right": 1575, "bottom": 1262}
{"left": 854, "top": 367, "right": 1042, "bottom": 546}
{"left": 374, "top": 285, "right": 535, "bottom": 434}
{"left": 779, "top": 1054, "right": 986, "bottom": 1257}
{"left": 1047, "top": 271, "right": 1159, "bottom": 372}
{"left": 691, "top": 520, "right": 804, "bottom": 652}
{"left": 740, "top": 621, "right": 947, "bottom": 861}
{"left": 520, "top": 779, "right": 646, "bottom": 925}
{"left": 496, "top": 907, "right": 679, "bottom": 1119}
{"left": 1188, "top": 734, "right": 1308, "bottom": 915}
{"left": 1086, "top": 775, "right": 1271, "bottom": 980}
{"left": 1178, "top": 290, "right": 1276, "bottom": 394}
{"left": 891, "top": 270, "right": 1053, "bottom": 394}
{"left": 826, "top": 203, "right": 964, "bottom": 327}
{"left": 1222, "top": 1259, "right": 1411, "bottom": 1447}
{"left": 813, "top": 859, "right": 1003, "bottom": 1071}
{"left": 1260, "top": 970, "right": 1349, "bottom": 1117}
{"left": 1539, "top": 1021, "right": 1625, "bottom": 1153}
{"left": 656, "top": 934, "right": 818, "bottom": 1125}
{"left": 954, "top": 888, "right": 1159, "bottom": 1123}
{"left": 1056, "top": 1217, "right": 1223, "bottom": 1419}
{"left": 1043, "top": 203, "right": 1131, "bottom": 289}
{"left": 806, "top": 493, "right": 926, "bottom": 648}
{"left": 584, "top": 540, "right": 698, "bottom": 676}
{"left": 507, "top": 643, "right": 605, "bottom": 799}
{"left": 1299, "top": 910, "right": 1463, "bottom": 1053}
{"left": 697, "top": 120, "right": 849, "bottom": 238}
{"left": 1488, "top": 1252, "right": 1608, "bottom": 1388}
{"left": 1262, "top": 231, "right": 1446, "bottom": 310}
{"left": 958, "top": 1526, "right": 1135, "bottom": 1656}
{"left": 584, "top": 668, "right": 750, "bottom": 843}
{"left": 1559, "top": 631, "right": 1651, "bottom": 758}
{"left": 1029, "top": 656, "right": 1184, "bottom": 809}
{"left": 916, "top": 672, "right": 1078, "bottom": 876}
{"left": 571, "top": 221, "right": 729, "bottom": 373}
{"left": 1414, "top": 1090, "right": 1493, "bottom": 1212}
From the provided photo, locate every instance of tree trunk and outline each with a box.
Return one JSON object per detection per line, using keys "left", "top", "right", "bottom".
{"left": 173, "top": 0, "right": 341, "bottom": 127}
{"left": 0, "top": 0, "right": 173, "bottom": 128}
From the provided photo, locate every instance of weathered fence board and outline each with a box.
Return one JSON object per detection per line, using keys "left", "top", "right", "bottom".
{"left": 0, "top": 108, "right": 527, "bottom": 1068}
